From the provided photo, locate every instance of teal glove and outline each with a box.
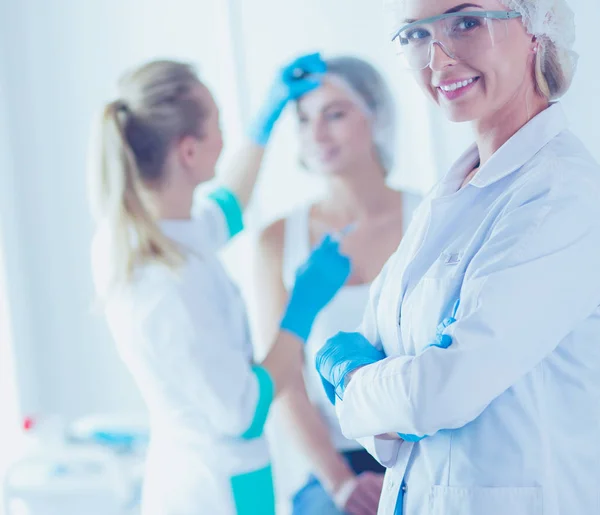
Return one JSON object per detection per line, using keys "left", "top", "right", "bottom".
{"left": 280, "top": 234, "right": 351, "bottom": 343}
{"left": 316, "top": 332, "right": 385, "bottom": 404}
{"left": 249, "top": 53, "right": 327, "bottom": 146}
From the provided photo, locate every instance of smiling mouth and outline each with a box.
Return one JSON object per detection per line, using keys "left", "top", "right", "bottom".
{"left": 437, "top": 77, "right": 479, "bottom": 92}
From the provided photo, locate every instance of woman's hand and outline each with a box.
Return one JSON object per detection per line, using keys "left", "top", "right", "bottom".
{"left": 248, "top": 53, "right": 326, "bottom": 146}
{"left": 335, "top": 472, "right": 384, "bottom": 515}
{"left": 315, "top": 331, "right": 386, "bottom": 404}
{"left": 280, "top": 234, "right": 351, "bottom": 342}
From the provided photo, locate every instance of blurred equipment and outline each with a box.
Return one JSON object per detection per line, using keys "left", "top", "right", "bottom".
{"left": 3, "top": 413, "right": 148, "bottom": 515}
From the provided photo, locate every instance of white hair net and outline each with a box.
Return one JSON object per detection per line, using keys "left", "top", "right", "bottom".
{"left": 500, "top": 0, "right": 578, "bottom": 96}
{"left": 324, "top": 56, "right": 397, "bottom": 173}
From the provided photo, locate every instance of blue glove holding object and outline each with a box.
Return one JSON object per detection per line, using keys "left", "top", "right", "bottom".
{"left": 315, "top": 331, "right": 385, "bottom": 404}
{"left": 249, "top": 53, "right": 327, "bottom": 146}
{"left": 280, "top": 234, "right": 351, "bottom": 343}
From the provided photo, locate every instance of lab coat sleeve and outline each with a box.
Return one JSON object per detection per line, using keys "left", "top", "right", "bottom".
{"left": 350, "top": 256, "right": 404, "bottom": 466}
{"left": 337, "top": 173, "right": 600, "bottom": 439}
{"left": 137, "top": 282, "right": 269, "bottom": 439}
{"left": 190, "top": 187, "right": 244, "bottom": 253}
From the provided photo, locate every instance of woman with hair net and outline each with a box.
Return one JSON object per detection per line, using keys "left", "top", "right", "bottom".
{"left": 255, "top": 56, "right": 421, "bottom": 515}
{"left": 316, "top": 1, "right": 600, "bottom": 514}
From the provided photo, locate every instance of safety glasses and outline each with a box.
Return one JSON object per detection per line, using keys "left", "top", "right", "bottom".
{"left": 392, "top": 10, "right": 522, "bottom": 70}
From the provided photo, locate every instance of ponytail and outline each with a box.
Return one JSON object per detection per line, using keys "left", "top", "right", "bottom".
{"left": 89, "top": 100, "right": 184, "bottom": 296}
{"left": 88, "top": 60, "right": 206, "bottom": 296}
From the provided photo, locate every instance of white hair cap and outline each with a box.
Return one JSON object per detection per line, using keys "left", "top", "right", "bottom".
{"left": 500, "top": 0, "right": 575, "bottom": 49}
{"left": 500, "top": 0, "right": 578, "bottom": 94}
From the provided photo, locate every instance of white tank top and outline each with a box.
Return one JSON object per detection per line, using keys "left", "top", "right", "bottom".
{"left": 281, "top": 191, "right": 421, "bottom": 451}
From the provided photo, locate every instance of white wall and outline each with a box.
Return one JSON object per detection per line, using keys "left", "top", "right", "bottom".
{"left": 560, "top": 0, "right": 600, "bottom": 156}
{"left": 0, "top": 56, "right": 23, "bottom": 492}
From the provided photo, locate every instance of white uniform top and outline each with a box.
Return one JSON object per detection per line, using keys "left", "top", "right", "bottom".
{"left": 282, "top": 193, "right": 421, "bottom": 453}
{"left": 92, "top": 197, "right": 270, "bottom": 515}
{"left": 335, "top": 104, "right": 600, "bottom": 515}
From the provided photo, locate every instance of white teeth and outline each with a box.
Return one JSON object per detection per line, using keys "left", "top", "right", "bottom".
{"left": 440, "top": 78, "right": 475, "bottom": 92}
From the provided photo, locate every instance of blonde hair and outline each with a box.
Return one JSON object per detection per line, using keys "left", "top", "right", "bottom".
{"left": 533, "top": 39, "right": 573, "bottom": 100}
{"left": 88, "top": 60, "right": 207, "bottom": 293}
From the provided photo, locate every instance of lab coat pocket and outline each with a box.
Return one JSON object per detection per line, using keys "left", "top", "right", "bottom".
{"left": 429, "top": 485, "right": 543, "bottom": 515}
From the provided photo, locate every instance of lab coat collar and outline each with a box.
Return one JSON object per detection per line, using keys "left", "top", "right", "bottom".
{"left": 160, "top": 219, "right": 207, "bottom": 257}
{"left": 440, "top": 103, "right": 568, "bottom": 193}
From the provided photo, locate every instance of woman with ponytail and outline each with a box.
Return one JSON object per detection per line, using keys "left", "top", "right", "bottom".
{"left": 89, "top": 55, "right": 349, "bottom": 515}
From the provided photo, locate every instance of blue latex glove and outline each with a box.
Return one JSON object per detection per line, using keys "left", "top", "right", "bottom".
{"left": 249, "top": 53, "right": 327, "bottom": 146}
{"left": 280, "top": 234, "right": 351, "bottom": 343}
{"left": 315, "top": 332, "right": 427, "bottom": 440}
{"left": 316, "top": 332, "right": 386, "bottom": 405}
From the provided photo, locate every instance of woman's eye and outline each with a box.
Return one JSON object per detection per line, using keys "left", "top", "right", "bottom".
{"left": 326, "top": 111, "right": 346, "bottom": 120}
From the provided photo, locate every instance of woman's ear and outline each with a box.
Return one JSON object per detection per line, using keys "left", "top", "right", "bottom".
{"left": 176, "top": 135, "right": 201, "bottom": 171}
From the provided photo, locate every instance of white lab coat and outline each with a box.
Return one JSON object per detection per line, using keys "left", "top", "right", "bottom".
{"left": 335, "top": 104, "right": 600, "bottom": 514}
{"left": 92, "top": 199, "right": 270, "bottom": 514}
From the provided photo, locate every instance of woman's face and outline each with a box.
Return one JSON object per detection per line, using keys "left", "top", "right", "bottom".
{"left": 401, "top": 0, "right": 536, "bottom": 122}
{"left": 297, "top": 79, "right": 376, "bottom": 176}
